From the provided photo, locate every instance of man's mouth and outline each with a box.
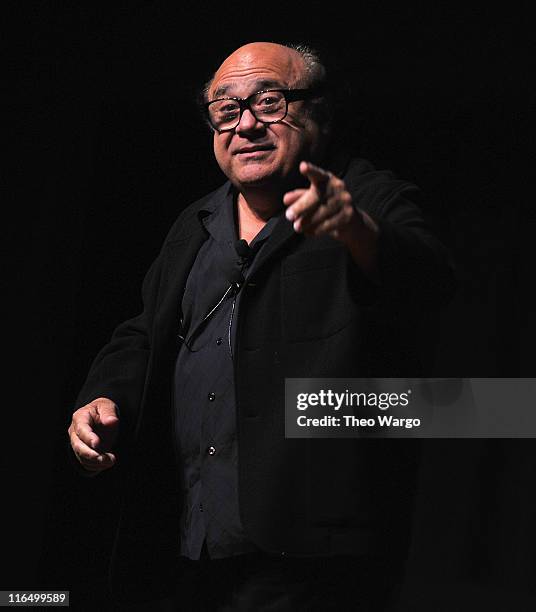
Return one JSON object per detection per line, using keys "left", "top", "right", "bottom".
{"left": 234, "top": 145, "right": 275, "bottom": 155}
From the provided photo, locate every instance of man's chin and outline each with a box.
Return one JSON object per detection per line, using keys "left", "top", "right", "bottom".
{"left": 234, "top": 167, "right": 279, "bottom": 189}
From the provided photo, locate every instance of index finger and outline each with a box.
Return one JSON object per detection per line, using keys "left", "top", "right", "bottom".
{"left": 299, "top": 161, "right": 331, "bottom": 189}
{"left": 72, "top": 407, "right": 100, "bottom": 448}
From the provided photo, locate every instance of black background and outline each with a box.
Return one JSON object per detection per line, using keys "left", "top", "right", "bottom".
{"left": 4, "top": 2, "right": 534, "bottom": 610}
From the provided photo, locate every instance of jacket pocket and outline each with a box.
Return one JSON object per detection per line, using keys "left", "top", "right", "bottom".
{"left": 281, "top": 248, "right": 354, "bottom": 342}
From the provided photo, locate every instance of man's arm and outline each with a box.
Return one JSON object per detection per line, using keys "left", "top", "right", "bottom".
{"left": 68, "top": 249, "right": 164, "bottom": 474}
{"left": 284, "top": 161, "right": 380, "bottom": 278}
{"left": 283, "top": 160, "right": 455, "bottom": 310}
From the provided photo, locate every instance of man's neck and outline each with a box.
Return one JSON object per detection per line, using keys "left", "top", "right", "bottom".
{"left": 236, "top": 191, "right": 278, "bottom": 243}
{"left": 234, "top": 166, "right": 314, "bottom": 242}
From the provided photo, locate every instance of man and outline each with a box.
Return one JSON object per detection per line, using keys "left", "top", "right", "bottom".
{"left": 69, "top": 42, "right": 454, "bottom": 610}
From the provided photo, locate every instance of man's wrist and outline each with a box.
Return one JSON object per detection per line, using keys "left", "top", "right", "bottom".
{"left": 339, "top": 208, "right": 380, "bottom": 280}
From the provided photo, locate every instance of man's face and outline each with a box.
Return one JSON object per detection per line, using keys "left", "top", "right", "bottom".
{"left": 208, "top": 43, "right": 324, "bottom": 193}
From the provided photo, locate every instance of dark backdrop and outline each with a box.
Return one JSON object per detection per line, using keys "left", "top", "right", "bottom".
{"left": 4, "top": 3, "right": 533, "bottom": 610}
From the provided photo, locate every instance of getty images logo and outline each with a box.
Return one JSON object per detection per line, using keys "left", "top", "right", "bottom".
{"left": 296, "top": 389, "right": 411, "bottom": 411}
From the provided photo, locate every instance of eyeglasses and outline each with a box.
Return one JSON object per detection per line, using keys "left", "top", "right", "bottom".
{"left": 204, "top": 88, "right": 320, "bottom": 133}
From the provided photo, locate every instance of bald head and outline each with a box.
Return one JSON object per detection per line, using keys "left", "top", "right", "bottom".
{"left": 207, "top": 42, "right": 308, "bottom": 101}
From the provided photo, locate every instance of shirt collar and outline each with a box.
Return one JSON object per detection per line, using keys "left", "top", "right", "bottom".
{"left": 199, "top": 182, "right": 283, "bottom": 248}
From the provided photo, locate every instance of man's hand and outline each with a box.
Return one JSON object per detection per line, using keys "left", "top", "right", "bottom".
{"left": 68, "top": 397, "right": 119, "bottom": 473}
{"left": 283, "top": 161, "right": 380, "bottom": 278}
{"left": 283, "top": 161, "right": 359, "bottom": 241}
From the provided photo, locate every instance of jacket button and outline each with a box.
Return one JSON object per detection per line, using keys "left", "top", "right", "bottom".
{"left": 207, "top": 446, "right": 216, "bottom": 455}
{"left": 216, "top": 337, "right": 223, "bottom": 345}
{"left": 208, "top": 392, "right": 216, "bottom": 401}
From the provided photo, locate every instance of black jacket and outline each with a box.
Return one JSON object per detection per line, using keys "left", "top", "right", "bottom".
{"left": 75, "top": 156, "right": 455, "bottom": 601}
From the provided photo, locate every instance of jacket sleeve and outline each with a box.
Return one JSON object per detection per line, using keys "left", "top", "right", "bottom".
{"left": 346, "top": 164, "right": 456, "bottom": 315}
{"left": 73, "top": 249, "right": 165, "bottom": 443}
{"left": 374, "top": 187, "right": 456, "bottom": 311}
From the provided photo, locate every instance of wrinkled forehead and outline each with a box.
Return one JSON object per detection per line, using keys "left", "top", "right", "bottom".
{"left": 209, "top": 45, "right": 307, "bottom": 99}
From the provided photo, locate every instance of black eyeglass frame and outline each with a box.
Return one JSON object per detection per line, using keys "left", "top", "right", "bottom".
{"left": 204, "top": 88, "right": 323, "bottom": 133}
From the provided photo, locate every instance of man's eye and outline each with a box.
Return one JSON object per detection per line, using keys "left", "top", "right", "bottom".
{"left": 220, "top": 103, "right": 239, "bottom": 115}
{"left": 258, "top": 96, "right": 278, "bottom": 106}
{"left": 253, "top": 93, "right": 284, "bottom": 114}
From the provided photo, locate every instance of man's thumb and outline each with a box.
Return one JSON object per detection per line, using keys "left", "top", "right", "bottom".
{"left": 100, "top": 413, "right": 119, "bottom": 426}
{"left": 94, "top": 401, "right": 119, "bottom": 425}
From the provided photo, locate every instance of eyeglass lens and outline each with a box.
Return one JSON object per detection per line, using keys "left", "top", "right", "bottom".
{"left": 208, "top": 91, "right": 287, "bottom": 131}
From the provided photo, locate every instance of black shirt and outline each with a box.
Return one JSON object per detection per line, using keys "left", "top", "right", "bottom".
{"left": 173, "top": 187, "right": 280, "bottom": 560}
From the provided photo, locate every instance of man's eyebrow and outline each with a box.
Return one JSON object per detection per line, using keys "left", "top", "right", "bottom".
{"left": 211, "top": 79, "right": 289, "bottom": 99}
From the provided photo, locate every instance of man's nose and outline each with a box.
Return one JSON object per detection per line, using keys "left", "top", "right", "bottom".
{"left": 235, "top": 108, "right": 264, "bottom": 134}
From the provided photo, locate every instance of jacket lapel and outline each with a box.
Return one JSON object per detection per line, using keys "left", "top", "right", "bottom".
{"left": 248, "top": 214, "right": 299, "bottom": 280}
{"left": 155, "top": 217, "right": 208, "bottom": 340}
{"left": 155, "top": 183, "right": 233, "bottom": 334}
